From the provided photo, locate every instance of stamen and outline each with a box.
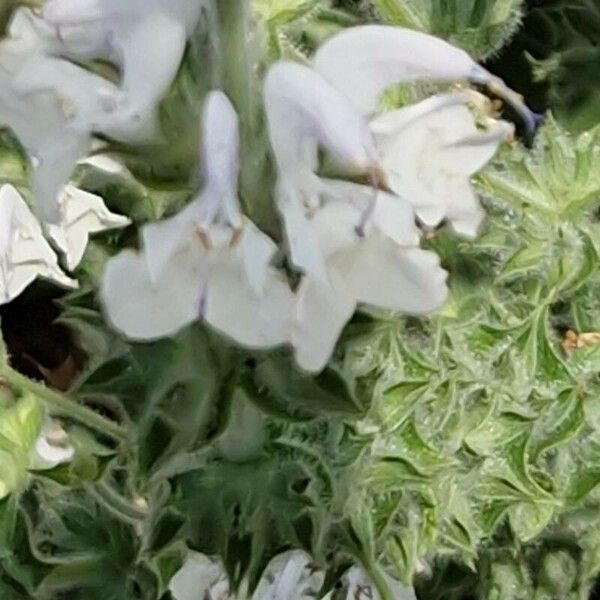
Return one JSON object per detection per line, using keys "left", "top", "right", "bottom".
{"left": 229, "top": 225, "right": 243, "bottom": 247}
{"left": 194, "top": 224, "right": 212, "bottom": 250}
{"left": 198, "top": 287, "right": 207, "bottom": 318}
{"left": 355, "top": 167, "right": 382, "bottom": 237}
{"left": 485, "top": 78, "right": 542, "bottom": 136}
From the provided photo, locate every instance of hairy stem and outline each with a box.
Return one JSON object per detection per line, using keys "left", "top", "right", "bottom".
{"left": 0, "top": 365, "right": 128, "bottom": 442}
{"left": 217, "top": 0, "right": 277, "bottom": 234}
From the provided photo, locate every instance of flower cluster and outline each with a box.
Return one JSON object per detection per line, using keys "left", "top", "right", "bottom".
{"left": 0, "top": 2, "right": 537, "bottom": 372}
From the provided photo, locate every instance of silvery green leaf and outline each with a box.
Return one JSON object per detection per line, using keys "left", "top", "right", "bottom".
{"left": 372, "top": 0, "right": 524, "bottom": 59}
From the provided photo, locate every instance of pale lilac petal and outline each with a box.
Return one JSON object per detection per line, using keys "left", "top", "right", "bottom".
{"left": 201, "top": 90, "right": 241, "bottom": 224}
{"left": 110, "top": 15, "right": 186, "bottom": 138}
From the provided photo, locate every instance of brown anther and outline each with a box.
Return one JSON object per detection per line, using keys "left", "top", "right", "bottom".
{"left": 195, "top": 225, "right": 212, "bottom": 250}
{"left": 369, "top": 164, "right": 391, "bottom": 193}
{"left": 229, "top": 226, "right": 243, "bottom": 247}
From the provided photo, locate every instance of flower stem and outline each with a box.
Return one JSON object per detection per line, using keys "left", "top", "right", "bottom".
{"left": 0, "top": 365, "right": 128, "bottom": 442}
{"left": 217, "top": 0, "right": 277, "bottom": 234}
{"left": 85, "top": 481, "right": 146, "bottom": 525}
{"left": 364, "top": 561, "right": 395, "bottom": 600}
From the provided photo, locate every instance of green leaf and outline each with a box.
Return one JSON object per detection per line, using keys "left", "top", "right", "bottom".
{"left": 248, "top": 355, "right": 362, "bottom": 419}
{"left": 176, "top": 456, "right": 324, "bottom": 593}
{"left": 497, "top": 241, "right": 549, "bottom": 282}
{"left": 372, "top": 0, "right": 524, "bottom": 58}
{"left": 528, "top": 390, "right": 585, "bottom": 462}
{"left": 508, "top": 501, "right": 554, "bottom": 542}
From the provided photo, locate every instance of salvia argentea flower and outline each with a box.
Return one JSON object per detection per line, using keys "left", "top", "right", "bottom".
{"left": 264, "top": 62, "right": 448, "bottom": 371}
{"left": 101, "top": 91, "right": 294, "bottom": 348}
{"left": 31, "top": 422, "right": 75, "bottom": 469}
{"left": 313, "top": 25, "right": 540, "bottom": 134}
{"left": 289, "top": 181, "right": 448, "bottom": 372}
{"left": 264, "top": 61, "right": 383, "bottom": 280}
{"left": 42, "top": 0, "right": 208, "bottom": 142}
{"left": 0, "top": 8, "right": 121, "bottom": 222}
{"left": 370, "top": 91, "right": 514, "bottom": 237}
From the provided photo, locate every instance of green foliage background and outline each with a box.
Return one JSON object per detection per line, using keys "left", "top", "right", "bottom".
{"left": 0, "top": 1, "right": 599, "bottom": 599}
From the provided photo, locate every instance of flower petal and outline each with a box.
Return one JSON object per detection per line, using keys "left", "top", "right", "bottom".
{"left": 201, "top": 90, "right": 241, "bottom": 226}
{"left": 320, "top": 179, "right": 420, "bottom": 246}
{"left": 374, "top": 101, "right": 498, "bottom": 232}
{"left": 31, "top": 131, "right": 92, "bottom": 223}
{"left": 205, "top": 241, "right": 293, "bottom": 349}
{"left": 292, "top": 272, "right": 355, "bottom": 372}
{"left": 254, "top": 551, "right": 323, "bottom": 600}
{"left": 44, "top": 0, "right": 111, "bottom": 24}
{"left": 0, "top": 185, "right": 76, "bottom": 304}
{"left": 239, "top": 221, "right": 277, "bottom": 294}
{"left": 47, "top": 185, "right": 130, "bottom": 270}
{"left": 434, "top": 120, "right": 513, "bottom": 176}
{"left": 369, "top": 92, "right": 473, "bottom": 138}
{"left": 33, "top": 433, "right": 74, "bottom": 468}
{"left": 264, "top": 61, "right": 376, "bottom": 174}
{"left": 444, "top": 180, "right": 486, "bottom": 239}
{"left": 168, "top": 552, "right": 228, "bottom": 600}
{"left": 101, "top": 247, "right": 204, "bottom": 340}
{"left": 278, "top": 181, "right": 328, "bottom": 281}
{"left": 332, "top": 233, "right": 448, "bottom": 314}
{"left": 313, "top": 25, "right": 481, "bottom": 114}
{"left": 141, "top": 198, "right": 204, "bottom": 284}
{"left": 110, "top": 14, "right": 187, "bottom": 139}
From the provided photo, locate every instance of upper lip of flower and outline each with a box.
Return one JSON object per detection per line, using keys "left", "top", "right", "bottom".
{"left": 313, "top": 24, "right": 541, "bottom": 137}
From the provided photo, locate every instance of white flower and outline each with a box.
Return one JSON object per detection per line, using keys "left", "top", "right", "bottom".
{"left": 264, "top": 61, "right": 378, "bottom": 178}
{"left": 288, "top": 181, "right": 448, "bottom": 372}
{"left": 101, "top": 91, "right": 293, "bottom": 348}
{"left": 31, "top": 422, "right": 75, "bottom": 469}
{"left": 47, "top": 185, "right": 131, "bottom": 270}
{"left": 264, "top": 61, "right": 382, "bottom": 280}
{"left": 0, "top": 185, "right": 76, "bottom": 305}
{"left": 169, "top": 552, "right": 230, "bottom": 600}
{"left": 253, "top": 551, "right": 324, "bottom": 600}
{"left": 264, "top": 62, "right": 448, "bottom": 371}
{"left": 313, "top": 25, "right": 539, "bottom": 133}
{"left": 43, "top": 0, "right": 207, "bottom": 142}
{"left": 370, "top": 92, "right": 514, "bottom": 237}
{"left": 0, "top": 8, "right": 121, "bottom": 222}
{"left": 326, "top": 566, "right": 417, "bottom": 600}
